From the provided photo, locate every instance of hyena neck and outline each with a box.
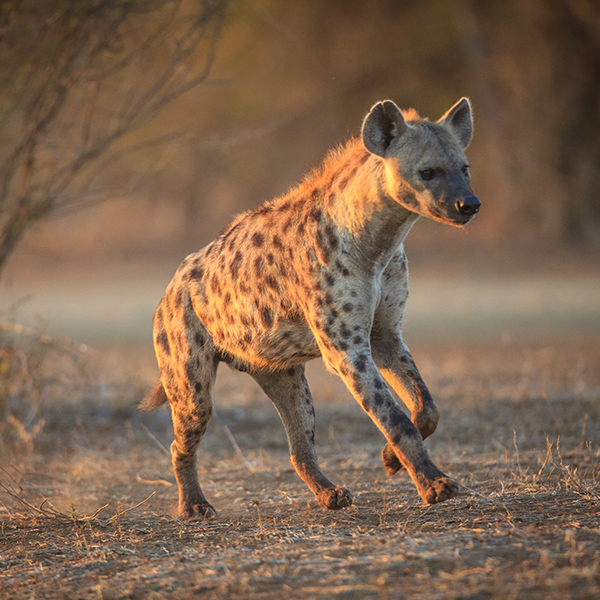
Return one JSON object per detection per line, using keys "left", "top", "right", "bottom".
{"left": 315, "top": 138, "right": 419, "bottom": 266}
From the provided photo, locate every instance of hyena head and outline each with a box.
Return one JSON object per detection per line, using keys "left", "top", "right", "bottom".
{"left": 362, "top": 97, "right": 480, "bottom": 226}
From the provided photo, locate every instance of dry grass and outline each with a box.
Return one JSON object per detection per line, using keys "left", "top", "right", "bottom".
{"left": 1, "top": 334, "right": 599, "bottom": 599}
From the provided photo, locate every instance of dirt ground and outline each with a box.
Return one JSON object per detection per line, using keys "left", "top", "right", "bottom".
{"left": 1, "top": 334, "right": 599, "bottom": 599}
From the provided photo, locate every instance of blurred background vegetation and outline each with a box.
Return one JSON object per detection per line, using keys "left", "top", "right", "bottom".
{"left": 1, "top": 0, "right": 599, "bottom": 279}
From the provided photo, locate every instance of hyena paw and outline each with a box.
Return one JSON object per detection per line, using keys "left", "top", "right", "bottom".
{"left": 317, "top": 487, "right": 353, "bottom": 510}
{"left": 180, "top": 502, "right": 217, "bottom": 521}
{"left": 421, "top": 477, "right": 459, "bottom": 505}
{"left": 382, "top": 443, "right": 403, "bottom": 476}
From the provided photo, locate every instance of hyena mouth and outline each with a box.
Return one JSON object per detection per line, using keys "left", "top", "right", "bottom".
{"left": 429, "top": 207, "right": 475, "bottom": 227}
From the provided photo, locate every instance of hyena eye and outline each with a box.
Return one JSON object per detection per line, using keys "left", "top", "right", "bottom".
{"left": 462, "top": 165, "right": 470, "bottom": 177}
{"left": 419, "top": 168, "right": 435, "bottom": 181}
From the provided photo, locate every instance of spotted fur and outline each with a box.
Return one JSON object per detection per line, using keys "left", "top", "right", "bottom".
{"left": 142, "top": 98, "right": 480, "bottom": 519}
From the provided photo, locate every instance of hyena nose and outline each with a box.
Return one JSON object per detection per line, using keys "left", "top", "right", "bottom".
{"left": 455, "top": 195, "right": 481, "bottom": 217}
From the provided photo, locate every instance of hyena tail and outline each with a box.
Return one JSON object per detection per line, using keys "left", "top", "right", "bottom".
{"left": 139, "top": 379, "right": 169, "bottom": 411}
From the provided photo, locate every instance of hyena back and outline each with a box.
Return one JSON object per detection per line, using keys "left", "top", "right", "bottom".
{"left": 142, "top": 98, "right": 480, "bottom": 520}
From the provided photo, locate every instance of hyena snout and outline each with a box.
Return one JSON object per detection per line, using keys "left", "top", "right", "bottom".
{"left": 455, "top": 194, "right": 481, "bottom": 218}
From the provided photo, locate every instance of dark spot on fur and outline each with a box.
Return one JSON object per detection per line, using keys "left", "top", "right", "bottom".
{"left": 325, "top": 273, "right": 335, "bottom": 287}
{"left": 190, "top": 267, "right": 204, "bottom": 280}
{"left": 265, "top": 275, "right": 279, "bottom": 291}
{"left": 251, "top": 232, "right": 264, "bottom": 247}
{"left": 338, "top": 341, "right": 349, "bottom": 351}
{"left": 211, "top": 273, "right": 220, "bottom": 295}
{"left": 273, "top": 235, "right": 283, "bottom": 249}
{"left": 374, "top": 392, "right": 385, "bottom": 406}
{"left": 266, "top": 253, "right": 275, "bottom": 265}
{"left": 339, "top": 322, "right": 351, "bottom": 339}
{"left": 194, "top": 381, "right": 203, "bottom": 394}
{"left": 374, "top": 378, "right": 384, "bottom": 389}
{"left": 174, "top": 291, "right": 183, "bottom": 308}
{"left": 194, "top": 332, "right": 205, "bottom": 347}
{"left": 230, "top": 251, "right": 243, "bottom": 278}
{"left": 185, "top": 359, "right": 196, "bottom": 383}
{"left": 335, "top": 260, "right": 349, "bottom": 276}
{"left": 390, "top": 408, "right": 405, "bottom": 429}
{"left": 254, "top": 256, "right": 263, "bottom": 277}
{"left": 156, "top": 331, "right": 170, "bottom": 355}
{"left": 310, "top": 207, "right": 322, "bottom": 222}
{"left": 325, "top": 225, "right": 338, "bottom": 251}
{"left": 260, "top": 307, "right": 273, "bottom": 328}
{"left": 353, "top": 335, "right": 363, "bottom": 345}
{"left": 355, "top": 354, "right": 368, "bottom": 373}
{"left": 342, "top": 302, "right": 353, "bottom": 313}
{"left": 316, "top": 230, "right": 330, "bottom": 263}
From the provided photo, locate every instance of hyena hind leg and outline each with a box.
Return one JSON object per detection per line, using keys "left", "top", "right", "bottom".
{"left": 162, "top": 357, "right": 218, "bottom": 521}
{"left": 252, "top": 365, "right": 353, "bottom": 510}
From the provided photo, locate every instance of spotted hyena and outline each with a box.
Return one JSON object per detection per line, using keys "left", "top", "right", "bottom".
{"left": 141, "top": 98, "right": 481, "bottom": 520}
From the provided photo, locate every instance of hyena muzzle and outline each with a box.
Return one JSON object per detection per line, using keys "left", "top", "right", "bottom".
{"left": 141, "top": 97, "right": 480, "bottom": 520}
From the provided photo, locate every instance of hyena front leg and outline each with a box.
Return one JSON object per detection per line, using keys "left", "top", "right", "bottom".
{"left": 320, "top": 338, "right": 457, "bottom": 505}
{"left": 251, "top": 364, "right": 353, "bottom": 510}
{"left": 372, "top": 337, "right": 440, "bottom": 476}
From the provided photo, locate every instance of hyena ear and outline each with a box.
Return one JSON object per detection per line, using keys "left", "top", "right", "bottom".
{"left": 439, "top": 97, "right": 473, "bottom": 149}
{"left": 362, "top": 100, "right": 408, "bottom": 157}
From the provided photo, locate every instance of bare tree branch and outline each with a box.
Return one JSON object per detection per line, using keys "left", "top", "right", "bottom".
{"left": 0, "top": 0, "right": 230, "bottom": 274}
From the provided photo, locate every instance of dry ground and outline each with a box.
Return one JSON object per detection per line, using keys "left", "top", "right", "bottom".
{"left": 1, "top": 335, "right": 599, "bottom": 599}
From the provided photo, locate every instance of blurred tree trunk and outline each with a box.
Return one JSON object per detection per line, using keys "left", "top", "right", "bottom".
{"left": 467, "top": 0, "right": 600, "bottom": 245}
{"left": 0, "top": 0, "right": 230, "bottom": 276}
{"left": 547, "top": 0, "right": 600, "bottom": 242}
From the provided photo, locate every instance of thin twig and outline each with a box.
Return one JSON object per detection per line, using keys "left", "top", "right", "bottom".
{"left": 80, "top": 503, "right": 111, "bottom": 521}
{"left": 222, "top": 424, "right": 255, "bottom": 473}
{"left": 513, "top": 430, "right": 523, "bottom": 477}
{"left": 460, "top": 483, "right": 487, "bottom": 499}
{"left": 141, "top": 423, "right": 171, "bottom": 457}
{"left": 0, "top": 481, "right": 66, "bottom": 518}
{"left": 535, "top": 436, "right": 554, "bottom": 482}
{"left": 108, "top": 492, "right": 156, "bottom": 521}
